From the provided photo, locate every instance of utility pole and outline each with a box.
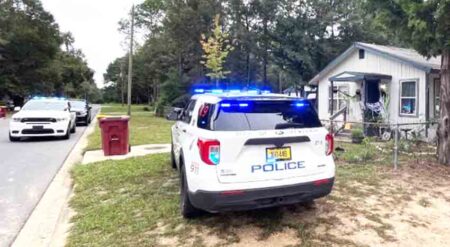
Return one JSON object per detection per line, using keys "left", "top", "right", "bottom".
{"left": 127, "top": 4, "right": 135, "bottom": 116}
{"left": 120, "top": 58, "right": 125, "bottom": 107}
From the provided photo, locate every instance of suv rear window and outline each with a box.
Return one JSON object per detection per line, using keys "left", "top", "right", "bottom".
{"left": 212, "top": 100, "right": 321, "bottom": 131}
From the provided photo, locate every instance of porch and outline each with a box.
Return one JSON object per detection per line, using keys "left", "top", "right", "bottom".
{"left": 328, "top": 71, "right": 392, "bottom": 136}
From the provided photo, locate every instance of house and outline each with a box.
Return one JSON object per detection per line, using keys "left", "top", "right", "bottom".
{"left": 309, "top": 42, "right": 441, "bottom": 139}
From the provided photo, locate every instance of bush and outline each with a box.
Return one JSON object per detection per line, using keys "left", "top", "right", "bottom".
{"left": 351, "top": 128, "right": 364, "bottom": 139}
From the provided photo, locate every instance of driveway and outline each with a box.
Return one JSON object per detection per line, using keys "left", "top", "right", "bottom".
{"left": 0, "top": 106, "right": 99, "bottom": 247}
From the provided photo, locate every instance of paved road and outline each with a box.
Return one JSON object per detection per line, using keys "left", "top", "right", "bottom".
{"left": 0, "top": 106, "right": 99, "bottom": 247}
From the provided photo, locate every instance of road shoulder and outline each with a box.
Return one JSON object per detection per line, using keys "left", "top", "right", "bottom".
{"left": 12, "top": 114, "right": 99, "bottom": 247}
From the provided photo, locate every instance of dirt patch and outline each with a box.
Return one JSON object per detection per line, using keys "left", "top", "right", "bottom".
{"left": 168, "top": 162, "right": 450, "bottom": 247}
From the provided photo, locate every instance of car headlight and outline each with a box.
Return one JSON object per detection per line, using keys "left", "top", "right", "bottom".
{"left": 12, "top": 117, "right": 21, "bottom": 122}
{"left": 55, "top": 117, "right": 69, "bottom": 122}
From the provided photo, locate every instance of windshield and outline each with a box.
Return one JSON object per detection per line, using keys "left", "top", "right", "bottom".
{"left": 70, "top": 101, "right": 86, "bottom": 108}
{"left": 212, "top": 100, "right": 321, "bottom": 131}
{"left": 22, "top": 100, "right": 68, "bottom": 111}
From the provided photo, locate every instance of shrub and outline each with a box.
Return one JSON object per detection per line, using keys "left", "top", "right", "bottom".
{"left": 351, "top": 128, "right": 364, "bottom": 139}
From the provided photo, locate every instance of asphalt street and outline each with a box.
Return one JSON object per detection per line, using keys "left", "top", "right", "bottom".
{"left": 0, "top": 106, "right": 99, "bottom": 247}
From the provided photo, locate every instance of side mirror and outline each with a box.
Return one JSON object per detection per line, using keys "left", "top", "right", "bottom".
{"left": 166, "top": 108, "right": 182, "bottom": 121}
{"left": 14, "top": 106, "right": 21, "bottom": 112}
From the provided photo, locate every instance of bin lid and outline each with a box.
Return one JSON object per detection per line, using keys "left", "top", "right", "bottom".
{"left": 98, "top": 115, "right": 130, "bottom": 122}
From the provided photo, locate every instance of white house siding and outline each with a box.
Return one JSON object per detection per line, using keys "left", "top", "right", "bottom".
{"left": 317, "top": 49, "right": 427, "bottom": 125}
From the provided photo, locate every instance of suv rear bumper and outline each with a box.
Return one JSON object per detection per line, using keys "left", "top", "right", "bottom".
{"left": 188, "top": 177, "right": 334, "bottom": 213}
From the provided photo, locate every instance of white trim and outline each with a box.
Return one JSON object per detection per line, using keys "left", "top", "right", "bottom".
{"left": 399, "top": 79, "right": 419, "bottom": 117}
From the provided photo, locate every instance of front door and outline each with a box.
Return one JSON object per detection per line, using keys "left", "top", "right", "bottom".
{"left": 365, "top": 79, "right": 380, "bottom": 104}
{"left": 363, "top": 79, "right": 381, "bottom": 136}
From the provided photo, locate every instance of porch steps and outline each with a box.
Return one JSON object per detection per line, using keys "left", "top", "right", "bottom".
{"left": 334, "top": 129, "right": 352, "bottom": 142}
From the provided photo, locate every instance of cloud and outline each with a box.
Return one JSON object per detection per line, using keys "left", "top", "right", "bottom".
{"left": 41, "top": 0, "right": 144, "bottom": 88}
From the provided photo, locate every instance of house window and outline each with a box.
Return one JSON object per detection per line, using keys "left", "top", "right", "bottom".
{"left": 434, "top": 78, "right": 440, "bottom": 118}
{"left": 399, "top": 80, "right": 418, "bottom": 116}
{"left": 329, "top": 85, "right": 349, "bottom": 114}
{"left": 359, "top": 49, "right": 365, "bottom": 59}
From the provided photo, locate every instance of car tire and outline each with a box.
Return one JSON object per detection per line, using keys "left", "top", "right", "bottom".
{"left": 63, "top": 126, "right": 70, "bottom": 140}
{"left": 86, "top": 115, "right": 91, "bottom": 125}
{"left": 180, "top": 162, "right": 202, "bottom": 218}
{"left": 70, "top": 122, "right": 76, "bottom": 133}
{"left": 171, "top": 144, "right": 177, "bottom": 169}
{"left": 9, "top": 133, "right": 20, "bottom": 142}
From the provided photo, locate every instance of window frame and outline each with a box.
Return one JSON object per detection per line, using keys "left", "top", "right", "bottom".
{"left": 181, "top": 100, "right": 197, "bottom": 124}
{"left": 329, "top": 85, "right": 349, "bottom": 114}
{"left": 399, "top": 79, "right": 419, "bottom": 117}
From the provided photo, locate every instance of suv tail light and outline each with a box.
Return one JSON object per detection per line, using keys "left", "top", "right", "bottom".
{"left": 325, "top": 133, "right": 334, "bottom": 156}
{"left": 197, "top": 139, "right": 220, "bottom": 165}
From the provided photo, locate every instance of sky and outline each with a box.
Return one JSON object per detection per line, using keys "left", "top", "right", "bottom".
{"left": 41, "top": 0, "right": 144, "bottom": 88}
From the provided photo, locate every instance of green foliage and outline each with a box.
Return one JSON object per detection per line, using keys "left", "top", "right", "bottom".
{"left": 200, "top": 14, "right": 234, "bottom": 84}
{"left": 0, "top": 0, "right": 100, "bottom": 102}
{"left": 368, "top": 0, "right": 449, "bottom": 57}
{"left": 102, "top": 0, "right": 396, "bottom": 105}
{"left": 351, "top": 128, "right": 364, "bottom": 139}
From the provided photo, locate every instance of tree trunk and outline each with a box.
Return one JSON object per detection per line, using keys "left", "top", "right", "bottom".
{"left": 437, "top": 49, "right": 450, "bottom": 165}
{"left": 262, "top": 18, "right": 268, "bottom": 86}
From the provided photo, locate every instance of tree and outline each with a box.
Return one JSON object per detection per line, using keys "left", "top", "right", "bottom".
{"left": 200, "top": 14, "right": 234, "bottom": 86}
{"left": 0, "top": 0, "right": 99, "bottom": 103}
{"left": 368, "top": 0, "right": 450, "bottom": 165}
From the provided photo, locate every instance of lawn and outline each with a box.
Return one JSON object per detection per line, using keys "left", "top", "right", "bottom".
{"left": 69, "top": 140, "right": 450, "bottom": 246}
{"left": 85, "top": 105, "right": 173, "bottom": 151}
{"left": 100, "top": 103, "right": 154, "bottom": 114}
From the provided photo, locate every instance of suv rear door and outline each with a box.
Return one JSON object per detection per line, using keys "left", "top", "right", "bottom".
{"left": 204, "top": 100, "right": 331, "bottom": 184}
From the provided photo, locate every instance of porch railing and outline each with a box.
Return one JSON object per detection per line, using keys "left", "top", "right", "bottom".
{"left": 330, "top": 106, "right": 347, "bottom": 134}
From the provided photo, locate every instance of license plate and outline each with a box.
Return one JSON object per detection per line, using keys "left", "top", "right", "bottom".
{"left": 32, "top": 125, "right": 43, "bottom": 130}
{"left": 266, "top": 147, "right": 292, "bottom": 161}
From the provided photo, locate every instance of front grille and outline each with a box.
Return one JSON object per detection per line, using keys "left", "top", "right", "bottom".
{"left": 22, "top": 129, "right": 55, "bottom": 134}
{"left": 21, "top": 118, "right": 56, "bottom": 123}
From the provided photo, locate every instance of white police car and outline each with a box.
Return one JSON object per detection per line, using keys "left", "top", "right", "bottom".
{"left": 9, "top": 97, "right": 77, "bottom": 142}
{"left": 169, "top": 90, "right": 335, "bottom": 218}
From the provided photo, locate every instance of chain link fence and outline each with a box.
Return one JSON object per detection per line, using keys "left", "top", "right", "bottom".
{"left": 322, "top": 119, "right": 438, "bottom": 169}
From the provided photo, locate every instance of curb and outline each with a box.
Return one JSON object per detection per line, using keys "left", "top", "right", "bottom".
{"left": 11, "top": 108, "right": 100, "bottom": 247}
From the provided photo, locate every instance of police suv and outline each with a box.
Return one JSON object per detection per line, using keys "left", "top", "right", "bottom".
{"left": 170, "top": 90, "right": 335, "bottom": 218}
{"left": 9, "top": 97, "right": 77, "bottom": 142}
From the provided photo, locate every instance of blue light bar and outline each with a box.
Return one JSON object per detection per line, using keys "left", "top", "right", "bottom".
{"left": 239, "top": 103, "right": 249, "bottom": 107}
{"left": 295, "top": 103, "right": 305, "bottom": 107}
{"left": 229, "top": 90, "right": 241, "bottom": 94}
{"left": 211, "top": 89, "right": 224, "bottom": 94}
{"left": 191, "top": 86, "right": 272, "bottom": 95}
{"left": 221, "top": 103, "right": 231, "bottom": 108}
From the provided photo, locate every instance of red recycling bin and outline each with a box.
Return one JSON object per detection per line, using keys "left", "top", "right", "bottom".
{"left": 0, "top": 107, "right": 6, "bottom": 118}
{"left": 99, "top": 116, "right": 130, "bottom": 156}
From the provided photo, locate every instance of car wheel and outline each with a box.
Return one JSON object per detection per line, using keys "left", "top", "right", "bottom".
{"left": 70, "top": 122, "right": 76, "bottom": 133}
{"left": 9, "top": 133, "right": 20, "bottom": 142}
{"left": 171, "top": 144, "right": 177, "bottom": 169}
{"left": 63, "top": 126, "right": 70, "bottom": 140}
{"left": 180, "top": 162, "right": 202, "bottom": 218}
{"left": 87, "top": 115, "right": 91, "bottom": 124}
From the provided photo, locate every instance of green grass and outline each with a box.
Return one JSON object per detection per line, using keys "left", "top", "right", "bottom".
{"left": 100, "top": 103, "right": 154, "bottom": 114}
{"left": 68, "top": 154, "right": 181, "bottom": 246}
{"left": 85, "top": 105, "right": 172, "bottom": 151}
